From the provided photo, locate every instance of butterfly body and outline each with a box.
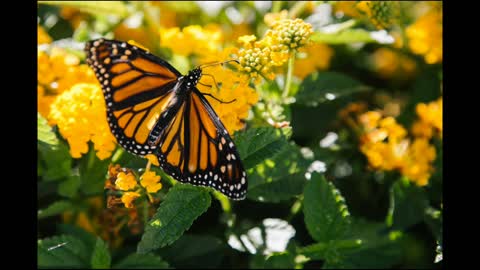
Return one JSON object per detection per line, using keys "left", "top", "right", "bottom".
{"left": 85, "top": 39, "right": 247, "bottom": 200}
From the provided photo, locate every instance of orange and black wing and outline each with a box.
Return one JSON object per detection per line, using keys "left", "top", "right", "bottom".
{"left": 155, "top": 87, "right": 247, "bottom": 200}
{"left": 85, "top": 38, "right": 183, "bottom": 156}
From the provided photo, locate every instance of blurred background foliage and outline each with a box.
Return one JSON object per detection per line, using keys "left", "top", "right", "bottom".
{"left": 38, "top": 1, "right": 442, "bottom": 269}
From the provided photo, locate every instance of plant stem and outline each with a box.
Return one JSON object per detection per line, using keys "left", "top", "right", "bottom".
{"left": 282, "top": 52, "right": 296, "bottom": 99}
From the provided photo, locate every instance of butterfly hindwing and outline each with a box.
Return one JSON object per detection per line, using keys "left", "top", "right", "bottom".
{"left": 156, "top": 87, "right": 247, "bottom": 200}
{"left": 85, "top": 39, "right": 183, "bottom": 155}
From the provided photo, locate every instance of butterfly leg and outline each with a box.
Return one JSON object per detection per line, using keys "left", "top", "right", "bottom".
{"left": 201, "top": 92, "right": 236, "bottom": 104}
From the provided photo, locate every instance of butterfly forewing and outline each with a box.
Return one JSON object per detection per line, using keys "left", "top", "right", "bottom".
{"left": 85, "top": 38, "right": 247, "bottom": 200}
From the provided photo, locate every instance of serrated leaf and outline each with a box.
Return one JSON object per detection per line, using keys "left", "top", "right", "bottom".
{"left": 247, "top": 144, "right": 309, "bottom": 202}
{"left": 91, "top": 237, "right": 111, "bottom": 269}
{"left": 137, "top": 185, "right": 211, "bottom": 253}
{"left": 38, "top": 200, "right": 73, "bottom": 219}
{"left": 38, "top": 235, "right": 90, "bottom": 268}
{"left": 386, "top": 179, "right": 428, "bottom": 229}
{"left": 113, "top": 254, "right": 169, "bottom": 269}
{"left": 296, "top": 72, "right": 370, "bottom": 107}
{"left": 311, "top": 29, "right": 394, "bottom": 44}
{"left": 159, "top": 234, "right": 224, "bottom": 268}
{"left": 38, "top": 113, "right": 58, "bottom": 146}
{"left": 235, "top": 127, "right": 289, "bottom": 169}
{"left": 303, "top": 173, "right": 351, "bottom": 242}
{"left": 39, "top": 1, "right": 129, "bottom": 18}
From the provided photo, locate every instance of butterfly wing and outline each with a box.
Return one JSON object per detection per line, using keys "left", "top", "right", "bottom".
{"left": 155, "top": 87, "right": 248, "bottom": 200}
{"left": 85, "top": 39, "right": 184, "bottom": 155}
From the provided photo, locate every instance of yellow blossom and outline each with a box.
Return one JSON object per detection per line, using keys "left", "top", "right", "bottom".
{"left": 294, "top": 42, "right": 334, "bottom": 79}
{"left": 264, "top": 10, "right": 289, "bottom": 27}
{"left": 371, "top": 48, "right": 416, "bottom": 79}
{"left": 140, "top": 171, "right": 162, "bottom": 193}
{"left": 49, "top": 83, "right": 117, "bottom": 159}
{"left": 358, "top": 111, "right": 437, "bottom": 186}
{"left": 406, "top": 9, "right": 443, "bottom": 64}
{"left": 265, "top": 18, "right": 313, "bottom": 50}
{"left": 145, "top": 154, "right": 160, "bottom": 167}
{"left": 115, "top": 172, "right": 138, "bottom": 191}
{"left": 159, "top": 25, "right": 223, "bottom": 56}
{"left": 121, "top": 192, "right": 141, "bottom": 208}
{"left": 198, "top": 49, "right": 259, "bottom": 134}
{"left": 37, "top": 25, "right": 52, "bottom": 44}
{"left": 412, "top": 97, "right": 442, "bottom": 138}
{"left": 37, "top": 47, "right": 97, "bottom": 119}
{"left": 401, "top": 138, "right": 436, "bottom": 186}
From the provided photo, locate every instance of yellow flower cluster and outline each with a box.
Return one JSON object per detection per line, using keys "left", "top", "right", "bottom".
{"left": 48, "top": 84, "right": 117, "bottom": 160}
{"left": 294, "top": 42, "right": 334, "bottom": 79}
{"left": 37, "top": 25, "right": 51, "bottom": 44}
{"left": 358, "top": 111, "right": 436, "bottom": 186}
{"left": 235, "top": 18, "right": 313, "bottom": 80}
{"left": 106, "top": 164, "right": 163, "bottom": 209}
{"left": 371, "top": 48, "right": 416, "bottom": 79}
{"left": 406, "top": 9, "right": 443, "bottom": 64}
{"left": 356, "top": 1, "right": 399, "bottom": 29}
{"left": 198, "top": 49, "right": 259, "bottom": 134}
{"left": 412, "top": 97, "right": 442, "bottom": 139}
{"left": 266, "top": 18, "right": 313, "bottom": 50}
{"left": 159, "top": 25, "right": 223, "bottom": 56}
{"left": 37, "top": 43, "right": 97, "bottom": 119}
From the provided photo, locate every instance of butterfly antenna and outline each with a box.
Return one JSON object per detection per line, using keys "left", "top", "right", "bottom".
{"left": 199, "top": 59, "right": 239, "bottom": 69}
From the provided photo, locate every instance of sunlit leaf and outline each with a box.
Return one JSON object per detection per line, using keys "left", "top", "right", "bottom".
{"left": 137, "top": 185, "right": 211, "bottom": 253}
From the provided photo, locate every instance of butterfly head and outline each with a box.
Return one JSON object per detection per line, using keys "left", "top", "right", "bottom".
{"left": 185, "top": 68, "right": 202, "bottom": 88}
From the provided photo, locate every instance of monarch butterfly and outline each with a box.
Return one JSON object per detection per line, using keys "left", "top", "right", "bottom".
{"left": 85, "top": 38, "right": 247, "bottom": 200}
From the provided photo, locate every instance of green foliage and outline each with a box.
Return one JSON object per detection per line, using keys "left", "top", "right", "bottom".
{"left": 40, "top": 1, "right": 129, "bottom": 18}
{"left": 235, "top": 127, "right": 289, "bottom": 169}
{"left": 159, "top": 234, "right": 225, "bottom": 268}
{"left": 38, "top": 200, "right": 73, "bottom": 219}
{"left": 38, "top": 113, "right": 58, "bottom": 146}
{"left": 247, "top": 143, "right": 309, "bottom": 202}
{"left": 312, "top": 28, "right": 392, "bottom": 44}
{"left": 112, "top": 254, "right": 169, "bottom": 269}
{"left": 303, "top": 173, "right": 351, "bottom": 242}
{"left": 38, "top": 235, "right": 91, "bottom": 268}
{"left": 91, "top": 237, "right": 111, "bottom": 269}
{"left": 137, "top": 185, "right": 212, "bottom": 253}
{"left": 386, "top": 179, "right": 429, "bottom": 230}
{"left": 296, "top": 72, "right": 371, "bottom": 107}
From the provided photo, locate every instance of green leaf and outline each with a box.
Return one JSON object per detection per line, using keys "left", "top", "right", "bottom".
{"left": 296, "top": 72, "right": 371, "bottom": 107}
{"left": 235, "top": 127, "right": 289, "bottom": 169}
{"left": 311, "top": 28, "right": 394, "bottom": 44}
{"left": 57, "top": 224, "right": 97, "bottom": 249}
{"left": 159, "top": 234, "right": 225, "bottom": 268}
{"left": 79, "top": 147, "right": 111, "bottom": 195}
{"left": 264, "top": 252, "right": 296, "bottom": 269}
{"left": 38, "top": 200, "right": 73, "bottom": 219}
{"left": 386, "top": 179, "right": 428, "bottom": 229}
{"left": 38, "top": 140, "right": 72, "bottom": 181}
{"left": 58, "top": 175, "right": 81, "bottom": 198}
{"left": 38, "top": 235, "right": 90, "bottom": 268}
{"left": 299, "top": 220, "right": 403, "bottom": 269}
{"left": 303, "top": 173, "right": 351, "bottom": 242}
{"left": 38, "top": 113, "right": 58, "bottom": 146}
{"left": 39, "top": 1, "right": 129, "bottom": 18}
{"left": 137, "top": 185, "right": 211, "bottom": 253}
{"left": 113, "top": 254, "right": 169, "bottom": 269}
{"left": 91, "top": 237, "right": 111, "bottom": 269}
{"left": 247, "top": 143, "right": 309, "bottom": 202}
